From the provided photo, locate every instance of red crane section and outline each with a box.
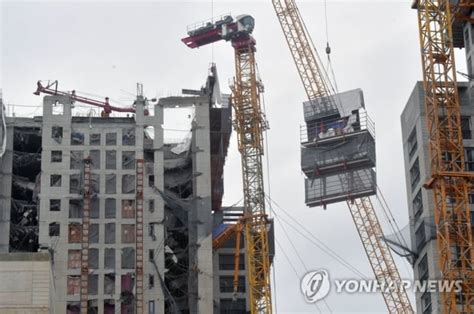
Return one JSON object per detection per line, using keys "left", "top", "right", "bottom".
{"left": 181, "top": 14, "right": 256, "bottom": 49}
{"left": 33, "top": 80, "right": 143, "bottom": 117}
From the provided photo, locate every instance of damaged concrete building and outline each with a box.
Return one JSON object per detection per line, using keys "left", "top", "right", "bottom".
{"left": 0, "top": 65, "right": 270, "bottom": 313}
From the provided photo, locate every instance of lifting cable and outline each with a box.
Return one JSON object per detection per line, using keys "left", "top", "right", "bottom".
{"left": 267, "top": 195, "right": 370, "bottom": 281}
{"left": 273, "top": 205, "right": 332, "bottom": 313}
{"left": 323, "top": 0, "right": 340, "bottom": 96}
{"left": 276, "top": 238, "right": 323, "bottom": 313}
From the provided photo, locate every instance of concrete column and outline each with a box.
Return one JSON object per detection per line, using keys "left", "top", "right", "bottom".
{"left": 189, "top": 99, "right": 213, "bottom": 314}
{"left": 0, "top": 123, "right": 13, "bottom": 252}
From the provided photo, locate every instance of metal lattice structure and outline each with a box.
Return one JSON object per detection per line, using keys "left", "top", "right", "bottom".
{"left": 80, "top": 157, "right": 92, "bottom": 314}
{"left": 415, "top": 0, "right": 474, "bottom": 312}
{"left": 271, "top": 0, "right": 413, "bottom": 312}
{"left": 272, "top": 0, "right": 337, "bottom": 112}
{"left": 231, "top": 42, "right": 272, "bottom": 314}
{"left": 347, "top": 197, "right": 413, "bottom": 313}
{"left": 136, "top": 159, "right": 145, "bottom": 314}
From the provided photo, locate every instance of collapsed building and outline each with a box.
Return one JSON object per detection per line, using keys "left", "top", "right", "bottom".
{"left": 0, "top": 65, "right": 273, "bottom": 313}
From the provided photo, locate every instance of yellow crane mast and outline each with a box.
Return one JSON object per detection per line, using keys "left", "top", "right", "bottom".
{"left": 271, "top": 1, "right": 413, "bottom": 312}
{"left": 230, "top": 37, "right": 272, "bottom": 314}
{"left": 413, "top": 0, "right": 474, "bottom": 312}
{"left": 182, "top": 15, "right": 272, "bottom": 313}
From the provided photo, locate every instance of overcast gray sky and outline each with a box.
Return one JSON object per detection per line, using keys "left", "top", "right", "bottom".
{"left": 1, "top": 0, "right": 471, "bottom": 313}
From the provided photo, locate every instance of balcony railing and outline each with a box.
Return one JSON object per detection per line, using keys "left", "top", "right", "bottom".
{"left": 300, "top": 110, "right": 375, "bottom": 144}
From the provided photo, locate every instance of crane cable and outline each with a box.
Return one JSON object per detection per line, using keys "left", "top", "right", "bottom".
{"left": 272, "top": 204, "right": 332, "bottom": 313}
{"left": 267, "top": 196, "right": 370, "bottom": 281}
{"left": 323, "top": 0, "right": 340, "bottom": 96}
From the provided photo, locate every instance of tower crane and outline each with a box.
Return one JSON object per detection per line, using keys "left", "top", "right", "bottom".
{"left": 413, "top": 0, "right": 474, "bottom": 312}
{"left": 271, "top": 1, "right": 414, "bottom": 313}
{"left": 182, "top": 14, "right": 272, "bottom": 313}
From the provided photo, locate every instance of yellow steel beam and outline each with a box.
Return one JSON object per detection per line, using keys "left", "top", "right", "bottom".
{"left": 347, "top": 197, "right": 413, "bottom": 314}
{"left": 416, "top": 0, "right": 474, "bottom": 312}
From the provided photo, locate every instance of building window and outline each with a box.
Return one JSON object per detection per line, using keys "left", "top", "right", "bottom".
{"left": 68, "top": 250, "right": 81, "bottom": 269}
{"left": 70, "top": 174, "right": 81, "bottom": 194}
{"left": 67, "top": 275, "right": 80, "bottom": 295}
{"left": 90, "top": 150, "right": 100, "bottom": 169}
{"left": 105, "top": 132, "right": 116, "bottom": 145}
{"left": 122, "top": 151, "right": 136, "bottom": 169}
{"left": 89, "top": 248, "right": 99, "bottom": 269}
{"left": 149, "top": 249, "right": 154, "bottom": 262}
{"left": 91, "top": 174, "right": 100, "bottom": 194}
{"left": 105, "top": 223, "right": 116, "bottom": 244}
{"left": 122, "top": 200, "right": 135, "bottom": 218}
{"left": 52, "top": 100, "right": 64, "bottom": 115}
{"left": 68, "top": 223, "right": 81, "bottom": 243}
{"left": 122, "top": 175, "right": 135, "bottom": 194}
{"left": 69, "top": 199, "right": 82, "bottom": 218}
{"left": 50, "top": 199, "right": 61, "bottom": 211}
{"left": 104, "top": 248, "right": 115, "bottom": 269}
{"left": 148, "top": 301, "right": 155, "bottom": 314}
{"left": 91, "top": 198, "right": 100, "bottom": 219}
{"left": 70, "top": 151, "right": 83, "bottom": 169}
{"left": 219, "top": 276, "right": 246, "bottom": 293}
{"left": 149, "top": 223, "right": 156, "bottom": 241}
{"left": 410, "top": 158, "right": 420, "bottom": 191}
{"left": 407, "top": 127, "right": 418, "bottom": 159}
{"left": 90, "top": 133, "right": 101, "bottom": 145}
{"left": 121, "top": 248, "right": 135, "bottom": 269}
{"left": 418, "top": 254, "right": 429, "bottom": 281}
{"left": 51, "top": 126, "right": 63, "bottom": 144}
{"left": 50, "top": 174, "right": 62, "bottom": 187}
{"left": 104, "top": 274, "right": 115, "bottom": 294}
{"left": 413, "top": 190, "right": 423, "bottom": 221}
{"left": 89, "top": 224, "right": 99, "bottom": 243}
{"left": 88, "top": 274, "right": 98, "bottom": 295}
{"left": 149, "top": 200, "right": 155, "bottom": 213}
{"left": 122, "top": 224, "right": 135, "bottom": 243}
{"left": 105, "top": 198, "right": 116, "bottom": 218}
{"left": 49, "top": 222, "right": 60, "bottom": 236}
{"left": 122, "top": 127, "right": 136, "bottom": 146}
{"left": 51, "top": 150, "right": 62, "bottom": 162}
{"left": 148, "top": 274, "right": 154, "bottom": 289}
{"left": 461, "top": 116, "right": 471, "bottom": 139}
{"left": 416, "top": 222, "right": 426, "bottom": 252}
{"left": 219, "top": 254, "right": 245, "bottom": 270}
{"left": 106, "top": 150, "right": 116, "bottom": 169}
{"left": 71, "top": 131, "right": 84, "bottom": 145}
{"left": 148, "top": 175, "right": 155, "bottom": 187}
{"left": 421, "top": 291, "right": 432, "bottom": 313}
{"left": 106, "top": 174, "right": 117, "bottom": 194}
{"left": 466, "top": 148, "right": 474, "bottom": 171}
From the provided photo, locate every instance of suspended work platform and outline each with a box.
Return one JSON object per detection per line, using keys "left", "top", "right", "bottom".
{"left": 301, "top": 89, "right": 377, "bottom": 208}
